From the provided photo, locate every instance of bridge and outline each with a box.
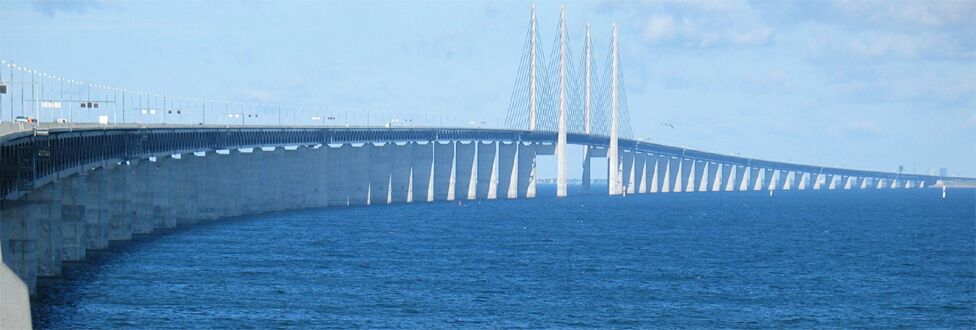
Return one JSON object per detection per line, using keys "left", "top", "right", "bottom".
{"left": 0, "top": 5, "right": 973, "bottom": 327}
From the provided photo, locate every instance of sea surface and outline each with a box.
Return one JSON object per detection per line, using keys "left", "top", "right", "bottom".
{"left": 32, "top": 186, "right": 976, "bottom": 328}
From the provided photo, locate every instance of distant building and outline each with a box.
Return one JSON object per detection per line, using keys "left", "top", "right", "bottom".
{"left": 939, "top": 168, "right": 948, "bottom": 177}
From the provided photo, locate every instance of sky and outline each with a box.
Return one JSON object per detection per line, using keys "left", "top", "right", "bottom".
{"left": 0, "top": 0, "right": 973, "bottom": 178}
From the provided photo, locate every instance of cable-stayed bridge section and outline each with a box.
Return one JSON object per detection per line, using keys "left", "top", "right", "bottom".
{"left": 0, "top": 6, "right": 972, "bottom": 327}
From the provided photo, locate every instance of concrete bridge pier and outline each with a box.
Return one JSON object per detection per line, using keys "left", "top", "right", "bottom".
{"left": 348, "top": 145, "right": 371, "bottom": 206}
{"left": 1, "top": 199, "right": 38, "bottom": 294}
{"left": 172, "top": 155, "right": 200, "bottom": 225}
{"left": 454, "top": 142, "right": 477, "bottom": 200}
{"left": 129, "top": 160, "right": 156, "bottom": 235}
{"left": 517, "top": 142, "right": 538, "bottom": 198}
{"left": 389, "top": 143, "right": 412, "bottom": 204}
{"left": 32, "top": 182, "right": 63, "bottom": 278}
{"left": 432, "top": 142, "right": 455, "bottom": 201}
{"left": 195, "top": 152, "right": 220, "bottom": 220}
{"left": 81, "top": 168, "right": 109, "bottom": 249}
{"left": 150, "top": 156, "right": 177, "bottom": 229}
{"left": 106, "top": 163, "right": 133, "bottom": 241}
{"left": 369, "top": 144, "right": 393, "bottom": 205}
{"left": 58, "top": 175, "right": 87, "bottom": 262}
{"left": 475, "top": 142, "right": 495, "bottom": 199}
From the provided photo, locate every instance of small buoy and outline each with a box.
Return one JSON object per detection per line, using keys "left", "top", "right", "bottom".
{"left": 458, "top": 200, "right": 462, "bottom": 207}
{"left": 942, "top": 186, "right": 947, "bottom": 200}
{"left": 769, "top": 190, "right": 774, "bottom": 197}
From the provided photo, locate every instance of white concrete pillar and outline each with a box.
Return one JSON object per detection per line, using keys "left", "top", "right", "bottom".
{"left": 649, "top": 157, "right": 660, "bottom": 193}
{"left": 637, "top": 155, "right": 648, "bottom": 194}
{"left": 517, "top": 142, "right": 537, "bottom": 198}
{"left": 368, "top": 144, "right": 393, "bottom": 205}
{"left": 725, "top": 165, "right": 738, "bottom": 192}
{"left": 433, "top": 141, "right": 455, "bottom": 201}
{"left": 620, "top": 151, "right": 634, "bottom": 194}
{"left": 389, "top": 143, "right": 412, "bottom": 204}
{"left": 497, "top": 142, "right": 518, "bottom": 199}
{"left": 708, "top": 163, "right": 722, "bottom": 192}
{"left": 664, "top": 157, "right": 679, "bottom": 193}
{"left": 475, "top": 142, "right": 496, "bottom": 199}
{"left": 454, "top": 142, "right": 477, "bottom": 200}
{"left": 411, "top": 142, "right": 434, "bottom": 202}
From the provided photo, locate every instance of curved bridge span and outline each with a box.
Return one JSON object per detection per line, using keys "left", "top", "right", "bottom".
{"left": 2, "top": 123, "right": 972, "bottom": 296}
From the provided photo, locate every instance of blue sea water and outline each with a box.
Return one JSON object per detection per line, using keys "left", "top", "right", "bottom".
{"left": 32, "top": 186, "right": 976, "bottom": 328}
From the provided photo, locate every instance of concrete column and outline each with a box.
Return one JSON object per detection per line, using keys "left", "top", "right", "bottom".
{"left": 81, "top": 168, "right": 109, "bottom": 249}
{"left": 129, "top": 160, "right": 155, "bottom": 234}
{"left": 890, "top": 179, "right": 900, "bottom": 189}
{"left": 389, "top": 143, "right": 412, "bottom": 204}
{"left": 368, "top": 144, "right": 393, "bottom": 205}
{"left": 348, "top": 145, "right": 370, "bottom": 205}
{"left": 704, "top": 162, "right": 718, "bottom": 192}
{"left": 663, "top": 157, "right": 678, "bottom": 193}
{"left": 517, "top": 142, "right": 537, "bottom": 198}
{"left": 307, "top": 146, "right": 330, "bottom": 208}
{"left": 1, "top": 199, "right": 38, "bottom": 294}
{"left": 843, "top": 176, "right": 854, "bottom": 190}
{"left": 859, "top": 177, "right": 870, "bottom": 189}
{"left": 107, "top": 163, "right": 133, "bottom": 240}
{"left": 326, "top": 145, "right": 350, "bottom": 207}
{"left": 497, "top": 142, "right": 518, "bottom": 199}
{"left": 691, "top": 160, "right": 706, "bottom": 192}
{"left": 221, "top": 151, "right": 242, "bottom": 215}
{"left": 410, "top": 142, "right": 434, "bottom": 202}
{"left": 621, "top": 151, "right": 634, "bottom": 194}
{"left": 743, "top": 167, "right": 758, "bottom": 191}
{"left": 673, "top": 158, "right": 689, "bottom": 193}
{"left": 33, "top": 183, "right": 63, "bottom": 277}
{"left": 454, "top": 142, "right": 477, "bottom": 200}
{"left": 637, "top": 155, "right": 648, "bottom": 194}
{"left": 172, "top": 155, "right": 199, "bottom": 225}
{"left": 195, "top": 152, "right": 219, "bottom": 218}
{"left": 797, "top": 173, "right": 809, "bottom": 190}
{"left": 756, "top": 168, "right": 775, "bottom": 190}
{"left": 581, "top": 146, "right": 592, "bottom": 194}
{"left": 475, "top": 142, "right": 495, "bottom": 199}
{"left": 151, "top": 156, "right": 177, "bottom": 228}
{"left": 782, "top": 171, "right": 796, "bottom": 190}
{"left": 725, "top": 165, "right": 739, "bottom": 192}
{"left": 433, "top": 141, "right": 455, "bottom": 201}
{"left": 715, "top": 164, "right": 730, "bottom": 192}
{"left": 649, "top": 157, "right": 660, "bottom": 193}
{"left": 58, "top": 175, "right": 86, "bottom": 262}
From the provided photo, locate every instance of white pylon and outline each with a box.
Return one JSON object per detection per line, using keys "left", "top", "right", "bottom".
{"left": 528, "top": 3, "right": 538, "bottom": 132}
{"left": 556, "top": 6, "right": 569, "bottom": 197}
{"left": 608, "top": 23, "right": 621, "bottom": 195}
